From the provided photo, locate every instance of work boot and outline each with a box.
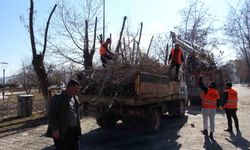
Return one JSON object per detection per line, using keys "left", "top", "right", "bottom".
{"left": 209, "top": 132, "right": 214, "bottom": 140}
{"left": 224, "top": 128, "right": 233, "bottom": 133}
{"left": 201, "top": 129, "right": 208, "bottom": 136}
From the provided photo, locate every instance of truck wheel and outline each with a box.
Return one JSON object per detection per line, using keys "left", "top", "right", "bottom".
{"left": 146, "top": 109, "right": 161, "bottom": 133}
{"left": 96, "top": 115, "right": 117, "bottom": 128}
{"left": 168, "top": 100, "right": 186, "bottom": 117}
{"left": 178, "top": 100, "right": 186, "bottom": 117}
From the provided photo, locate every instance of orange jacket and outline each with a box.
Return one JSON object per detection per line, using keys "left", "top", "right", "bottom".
{"left": 99, "top": 42, "right": 108, "bottom": 55}
{"left": 224, "top": 88, "right": 238, "bottom": 109}
{"left": 170, "top": 48, "right": 183, "bottom": 64}
{"left": 201, "top": 88, "right": 220, "bottom": 109}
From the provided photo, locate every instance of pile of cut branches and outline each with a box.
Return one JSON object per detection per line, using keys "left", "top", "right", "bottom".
{"left": 77, "top": 55, "right": 169, "bottom": 97}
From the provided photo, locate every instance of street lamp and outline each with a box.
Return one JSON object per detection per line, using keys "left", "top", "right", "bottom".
{"left": 1, "top": 62, "right": 8, "bottom": 101}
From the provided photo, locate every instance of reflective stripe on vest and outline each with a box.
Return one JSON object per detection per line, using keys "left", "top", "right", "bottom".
{"left": 201, "top": 88, "right": 219, "bottom": 109}
{"left": 224, "top": 88, "right": 238, "bottom": 109}
{"left": 170, "top": 48, "right": 183, "bottom": 64}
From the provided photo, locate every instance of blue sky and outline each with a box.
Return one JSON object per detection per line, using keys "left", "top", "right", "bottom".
{"left": 0, "top": 0, "right": 238, "bottom": 76}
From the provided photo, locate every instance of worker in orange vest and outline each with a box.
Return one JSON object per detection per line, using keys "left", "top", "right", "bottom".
{"left": 168, "top": 43, "right": 184, "bottom": 80}
{"left": 199, "top": 75, "right": 220, "bottom": 140}
{"left": 100, "top": 38, "right": 114, "bottom": 67}
{"left": 221, "top": 82, "right": 240, "bottom": 133}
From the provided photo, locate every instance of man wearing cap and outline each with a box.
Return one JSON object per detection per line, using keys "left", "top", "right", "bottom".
{"left": 221, "top": 82, "right": 240, "bottom": 133}
{"left": 199, "top": 76, "right": 220, "bottom": 140}
{"left": 46, "top": 79, "right": 82, "bottom": 150}
{"left": 168, "top": 43, "right": 184, "bottom": 80}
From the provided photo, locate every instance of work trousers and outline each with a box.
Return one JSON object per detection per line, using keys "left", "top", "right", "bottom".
{"left": 101, "top": 54, "right": 113, "bottom": 67}
{"left": 53, "top": 127, "right": 80, "bottom": 150}
{"left": 202, "top": 108, "right": 216, "bottom": 133}
{"left": 225, "top": 108, "right": 239, "bottom": 130}
{"left": 168, "top": 63, "right": 181, "bottom": 78}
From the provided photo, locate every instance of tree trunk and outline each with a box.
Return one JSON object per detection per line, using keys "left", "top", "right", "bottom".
{"left": 29, "top": 0, "right": 57, "bottom": 110}
{"left": 32, "top": 54, "right": 49, "bottom": 102}
{"left": 115, "top": 16, "right": 127, "bottom": 53}
{"left": 164, "top": 44, "right": 169, "bottom": 65}
{"left": 84, "top": 20, "right": 91, "bottom": 70}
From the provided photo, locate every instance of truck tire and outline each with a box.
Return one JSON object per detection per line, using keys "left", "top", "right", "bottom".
{"left": 169, "top": 100, "right": 186, "bottom": 117}
{"left": 146, "top": 109, "right": 161, "bottom": 133}
{"left": 96, "top": 114, "right": 117, "bottom": 128}
{"left": 178, "top": 100, "right": 186, "bottom": 117}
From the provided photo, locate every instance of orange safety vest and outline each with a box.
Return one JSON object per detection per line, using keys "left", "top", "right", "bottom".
{"left": 99, "top": 42, "right": 108, "bottom": 55}
{"left": 170, "top": 48, "right": 183, "bottom": 64}
{"left": 224, "top": 88, "right": 238, "bottom": 109}
{"left": 201, "top": 88, "right": 220, "bottom": 109}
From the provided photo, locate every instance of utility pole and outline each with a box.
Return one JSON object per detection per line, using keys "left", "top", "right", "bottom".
{"left": 1, "top": 62, "right": 8, "bottom": 101}
{"left": 103, "top": 0, "right": 105, "bottom": 41}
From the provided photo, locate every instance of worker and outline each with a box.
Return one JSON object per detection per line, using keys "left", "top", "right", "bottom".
{"left": 199, "top": 75, "right": 220, "bottom": 140}
{"left": 100, "top": 38, "right": 114, "bottom": 67}
{"left": 221, "top": 82, "right": 240, "bottom": 133}
{"left": 168, "top": 43, "right": 184, "bottom": 80}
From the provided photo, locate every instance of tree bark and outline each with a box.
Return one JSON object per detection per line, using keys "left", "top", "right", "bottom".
{"left": 147, "top": 35, "right": 154, "bottom": 57}
{"left": 115, "top": 16, "right": 127, "bottom": 53}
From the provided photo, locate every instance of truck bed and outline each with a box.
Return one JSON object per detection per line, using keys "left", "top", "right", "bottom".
{"left": 79, "top": 72, "right": 182, "bottom": 106}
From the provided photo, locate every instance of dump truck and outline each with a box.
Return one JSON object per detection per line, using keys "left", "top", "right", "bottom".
{"left": 77, "top": 68, "right": 188, "bottom": 133}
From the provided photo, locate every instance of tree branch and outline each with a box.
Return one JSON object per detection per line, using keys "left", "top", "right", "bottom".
{"left": 43, "top": 4, "right": 57, "bottom": 56}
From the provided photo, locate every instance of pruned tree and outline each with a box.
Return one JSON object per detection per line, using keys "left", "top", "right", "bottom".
{"left": 224, "top": 0, "right": 250, "bottom": 80}
{"left": 48, "top": 0, "right": 102, "bottom": 70}
{"left": 28, "top": 0, "right": 57, "bottom": 107}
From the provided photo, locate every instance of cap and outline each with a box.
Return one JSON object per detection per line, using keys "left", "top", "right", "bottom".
{"left": 67, "top": 79, "right": 81, "bottom": 87}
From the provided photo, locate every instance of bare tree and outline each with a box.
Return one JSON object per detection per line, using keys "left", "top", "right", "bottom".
{"left": 177, "top": 0, "right": 218, "bottom": 51}
{"left": 151, "top": 34, "right": 170, "bottom": 64}
{"left": 48, "top": 0, "right": 102, "bottom": 69}
{"left": 224, "top": 0, "right": 250, "bottom": 80}
{"left": 16, "top": 60, "right": 38, "bottom": 94}
{"left": 29, "top": 0, "right": 57, "bottom": 107}
{"left": 234, "top": 59, "right": 250, "bottom": 83}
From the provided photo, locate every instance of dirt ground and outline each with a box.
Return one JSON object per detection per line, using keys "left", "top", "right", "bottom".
{"left": 0, "top": 84, "right": 249, "bottom": 150}
{"left": 77, "top": 84, "right": 250, "bottom": 150}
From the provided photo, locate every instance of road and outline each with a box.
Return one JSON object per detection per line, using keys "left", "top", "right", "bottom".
{"left": 0, "top": 84, "right": 249, "bottom": 150}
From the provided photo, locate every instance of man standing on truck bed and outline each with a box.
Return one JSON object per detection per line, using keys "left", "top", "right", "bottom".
{"left": 199, "top": 75, "right": 220, "bottom": 140}
{"left": 168, "top": 43, "right": 184, "bottom": 80}
{"left": 100, "top": 38, "right": 114, "bottom": 67}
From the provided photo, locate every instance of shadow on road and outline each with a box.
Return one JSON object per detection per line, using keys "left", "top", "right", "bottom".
{"left": 225, "top": 132, "right": 250, "bottom": 150}
{"left": 203, "top": 136, "right": 223, "bottom": 150}
{"left": 79, "top": 115, "right": 188, "bottom": 150}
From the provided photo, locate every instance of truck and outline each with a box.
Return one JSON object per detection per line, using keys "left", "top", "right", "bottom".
{"left": 170, "top": 31, "right": 225, "bottom": 105}
{"left": 77, "top": 67, "right": 188, "bottom": 133}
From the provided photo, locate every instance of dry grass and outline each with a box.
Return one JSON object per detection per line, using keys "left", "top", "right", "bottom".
{"left": 0, "top": 111, "right": 47, "bottom": 134}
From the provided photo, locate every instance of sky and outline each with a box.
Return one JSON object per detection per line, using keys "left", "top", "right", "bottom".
{"left": 0, "top": 0, "right": 239, "bottom": 77}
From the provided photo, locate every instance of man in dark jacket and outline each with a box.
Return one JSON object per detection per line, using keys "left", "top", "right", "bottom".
{"left": 46, "top": 79, "right": 82, "bottom": 150}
